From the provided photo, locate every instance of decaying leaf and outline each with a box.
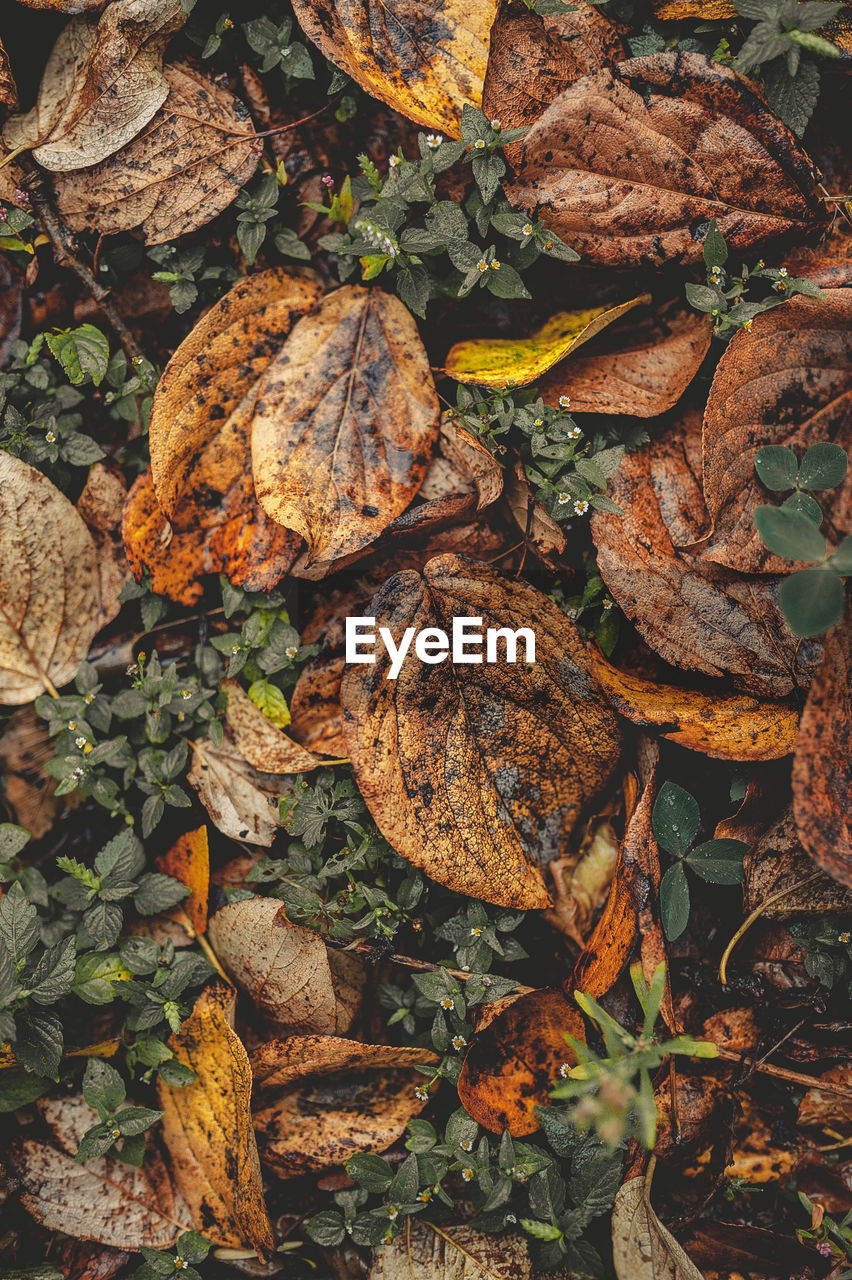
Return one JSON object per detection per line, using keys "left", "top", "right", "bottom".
{"left": 8, "top": 1094, "right": 191, "bottom": 1249}
{"left": 250, "top": 1034, "right": 438, "bottom": 1091}
{"left": 444, "top": 295, "right": 649, "bottom": 388}
{"left": 223, "top": 678, "right": 326, "bottom": 774}
{"left": 419, "top": 419, "right": 503, "bottom": 514}
{"left": 504, "top": 462, "right": 567, "bottom": 567}
{"left": 538, "top": 303, "right": 712, "bottom": 418}
{"left": 3, "top": 0, "right": 185, "bottom": 171}
{"left": 289, "top": 653, "right": 348, "bottom": 758}
{"left": 0, "top": 705, "right": 64, "bottom": 839}
{"left": 745, "top": 806, "right": 852, "bottom": 916}
{"left": 546, "top": 816, "right": 620, "bottom": 947}
{"left": 701, "top": 291, "right": 852, "bottom": 573}
{"left": 0, "top": 450, "right": 100, "bottom": 704}
{"left": 458, "top": 988, "right": 585, "bottom": 1135}
{"left": 186, "top": 737, "right": 288, "bottom": 847}
{"left": 155, "top": 825, "right": 210, "bottom": 935}
{"left": 52, "top": 62, "right": 259, "bottom": 244}
{"left": 0, "top": 257, "right": 22, "bottom": 368}
{"left": 251, "top": 285, "right": 440, "bottom": 567}
{"left": 291, "top": 0, "right": 500, "bottom": 136}
{"left": 148, "top": 268, "right": 323, "bottom": 530}
{"left": 611, "top": 1174, "right": 705, "bottom": 1280}
{"left": 589, "top": 649, "right": 799, "bottom": 761}
{"left": 798, "top": 1066, "right": 852, "bottom": 1137}
{"left": 341, "top": 553, "right": 623, "bottom": 910}
{"left": 0, "top": 36, "right": 17, "bottom": 116}
{"left": 206, "top": 896, "right": 363, "bottom": 1034}
{"left": 591, "top": 417, "right": 821, "bottom": 697}
{"left": 77, "top": 463, "right": 129, "bottom": 629}
{"left": 505, "top": 52, "right": 826, "bottom": 266}
{"left": 157, "top": 981, "right": 272, "bottom": 1257}
{"left": 792, "top": 610, "right": 852, "bottom": 887}
{"left": 369, "top": 1218, "right": 536, "bottom": 1279}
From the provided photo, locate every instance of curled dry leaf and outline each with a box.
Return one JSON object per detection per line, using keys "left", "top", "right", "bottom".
{"left": 0, "top": 451, "right": 100, "bottom": 704}
{"left": 3, "top": 0, "right": 185, "bottom": 172}
{"left": 341, "top": 553, "right": 622, "bottom": 910}
{"left": 798, "top": 1066, "right": 852, "bottom": 1136}
{"left": 251, "top": 285, "right": 440, "bottom": 568}
{"left": 206, "top": 896, "right": 363, "bottom": 1034}
{"left": 369, "top": 1220, "right": 536, "bottom": 1279}
{"left": 611, "top": 1175, "right": 706, "bottom": 1280}
{"left": 419, "top": 419, "right": 503, "bottom": 514}
{"left": 745, "top": 806, "right": 852, "bottom": 916}
{"left": 444, "top": 295, "right": 649, "bottom": 388}
{"left": 591, "top": 417, "right": 821, "bottom": 697}
{"left": 701, "top": 291, "right": 852, "bottom": 574}
{"left": 186, "top": 737, "right": 288, "bottom": 847}
{"left": 8, "top": 1094, "right": 191, "bottom": 1250}
{"left": 77, "top": 463, "right": 129, "bottom": 629}
{"left": 148, "top": 268, "right": 323, "bottom": 531}
{"left": 250, "top": 1034, "right": 438, "bottom": 1092}
{"left": 157, "top": 980, "right": 273, "bottom": 1258}
{"left": 784, "top": 233, "right": 852, "bottom": 289}
{"left": 546, "top": 816, "right": 620, "bottom": 947}
{"left": 505, "top": 52, "right": 826, "bottom": 267}
{"left": 52, "top": 62, "right": 259, "bottom": 244}
{"left": 223, "top": 678, "right": 326, "bottom": 774}
{"left": 792, "top": 610, "right": 852, "bottom": 886}
{"left": 504, "top": 461, "right": 567, "bottom": 568}
{"left": 289, "top": 653, "right": 348, "bottom": 758}
{"left": 458, "top": 988, "right": 586, "bottom": 1136}
{"left": 291, "top": 0, "right": 500, "bottom": 137}
{"left": 538, "top": 303, "right": 712, "bottom": 418}
{"left": 589, "top": 648, "right": 798, "bottom": 761}
{"left": 256, "top": 1067, "right": 432, "bottom": 1178}
{"left": 155, "top": 824, "right": 210, "bottom": 934}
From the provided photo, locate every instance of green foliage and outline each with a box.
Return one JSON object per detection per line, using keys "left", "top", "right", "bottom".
{"left": 134, "top": 1231, "right": 213, "bottom": 1280}
{"left": 243, "top": 15, "right": 315, "bottom": 78}
{"left": 796, "top": 1193, "right": 852, "bottom": 1271}
{"left": 789, "top": 915, "right": 852, "bottom": 995}
{"left": 733, "top": 0, "right": 843, "bottom": 135}
{"left": 0, "top": 200, "right": 37, "bottom": 255}
{"left": 752, "top": 442, "right": 850, "bottom": 635}
{"left": 76, "top": 1058, "right": 162, "bottom": 1166}
{"left": 212, "top": 579, "right": 316, "bottom": 687}
{"left": 652, "top": 782, "right": 746, "bottom": 942}
{"left": 149, "top": 242, "right": 240, "bottom": 314}
{"left": 552, "top": 963, "right": 718, "bottom": 1149}
{"left": 233, "top": 170, "right": 310, "bottom": 266}
{"left": 45, "top": 325, "right": 111, "bottom": 387}
{"left": 687, "top": 217, "right": 822, "bottom": 334}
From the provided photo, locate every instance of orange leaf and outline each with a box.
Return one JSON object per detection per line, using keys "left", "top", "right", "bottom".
{"left": 155, "top": 825, "right": 210, "bottom": 935}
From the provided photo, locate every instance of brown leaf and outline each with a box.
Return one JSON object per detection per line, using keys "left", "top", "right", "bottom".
{"left": 0, "top": 706, "right": 64, "bottom": 839}
{"left": 3, "top": 0, "right": 185, "bottom": 171}
{"left": 77, "top": 463, "right": 129, "bottom": 628}
{"left": 290, "top": 0, "right": 500, "bottom": 137}
{"left": 701, "top": 291, "right": 852, "bottom": 573}
{"left": 0, "top": 256, "right": 23, "bottom": 368}
{"left": 589, "top": 648, "right": 799, "bottom": 761}
{"left": 157, "top": 981, "right": 273, "bottom": 1257}
{"left": 784, "top": 232, "right": 852, "bottom": 289}
{"left": 745, "top": 806, "right": 852, "bottom": 916}
{"left": 8, "top": 1094, "right": 191, "bottom": 1249}
{"left": 505, "top": 52, "right": 826, "bottom": 267}
{"left": 0, "top": 37, "right": 17, "bottom": 119}
{"left": 369, "top": 1219, "right": 536, "bottom": 1279}
{"left": 0, "top": 451, "right": 100, "bottom": 704}
{"left": 798, "top": 1066, "right": 852, "bottom": 1137}
{"left": 457, "top": 988, "right": 586, "bottom": 1135}
{"left": 537, "top": 303, "right": 712, "bottom": 418}
{"left": 223, "top": 678, "right": 327, "bottom": 774}
{"left": 250, "top": 1034, "right": 438, "bottom": 1092}
{"left": 206, "top": 896, "right": 363, "bottom": 1034}
{"left": 419, "top": 419, "right": 503, "bottom": 513}
{"left": 504, "top": 461, "right": 567, "bottom": 567}
{"left": 611, "top": 1174, "right": 706, "bottom": 1280}
{"left": 571, "top": 795, "right": 643, "bottom": 1000}
{"left": 792, "top": 611, "right": 852, "bottom": 886}
{"left": 341, "top": 553, "right": 623, "bottom": 910}
{"left": 155, "top": 825, "right": 210, "bottom": 934}
{"left": 255, "top": 1067, "right": 432, "bottom": 1178}
{"left": 591, "top": 418, "right": 821, "bottom": 698}
{"left": 251, "top": 285, "right": 440, "bottom": 567}
{"left": 186, "top": 737, "right": 289, "bottom": 847}
{"left": 56, "top": 1239, "right": 130, "bottom": 1280}
{"left": 546, "top": 816, "right": 620, "bottom": 946}
{"left": 52, "top": 62, "right": 258, "bottom": 244}
{"left": 289, "top": 653, "right": 348, "bottom": 758}
{"left": 148, "top": 267, "right": 323, "bottom": 531}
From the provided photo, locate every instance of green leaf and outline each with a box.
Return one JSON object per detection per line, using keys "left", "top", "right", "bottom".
{"left": 83, "top": 1057, "right": 126, "bottom": 1116}
{"left": 702, "top": 218, "right": 727, "bottom": 270}
{"left": 29, "top": 937, "right": 76, "bottom": 1004}
{"left": 660, "top": 862, "right": 690, "bottom": 942}
{"left": 247, "top": 678, "right": 291, "bottom": 728}
{"left": 117, "top": 1104, "right": 163, "bottom": 1135}
{"left": 133, "top": 873, "right": 188, "bottom": 916}
{"left": 177, "top": 1232, "right": 213, "bottom": 1264}
{"left": 306, "top": 1211, "right": 347, "bottom": 1247}
{"left": 652, "top": 783, "right": 699, "bottom": 858}
{"left": 828, "top": 534, "right": 852, "bottom": 574}
{"left": 782, "top": 491, "right": 823, "bottom": 524}
{"left": 684, "top": 281, "right": 723, "bottom": 313}
{"left": 0, "top": 1069, "right": 52, "bottom": 1113}
{"left": 519, "top": 1219, "right": 563, "bottom": 1240}
{"left": 754, "top": 444, "right": 798, "bottom": 491}
{"left": 778, "top": 566, "right": 846, "bottom": 637}
{"left": 346, "top": 1152, "right": 394, "bottom": 1192}
{"left": 46, "top": 325, "right": 110, "bottom": 386}
{"left": 14, "top": 1007, "right": 63, "bottom": 1077}
{"left": 686, "top": 839, "right": 747, "bottom": 884}
{"left": 0, "top": 824, "right": 30, "bottom": 861}
{"left": 762, "top": 57, "right": 820, "bottom": 138}
{"left": 0, "top": 882, "right": 39, "bottom": 962}
{"left": 753, "top": 505, "right": 826, "bottom": 562}
{"left": 75, "top": 1121, "right": 117, "bottom": 1163}
{"left": 797, "top": 441, "right": 848, "bottom": 491}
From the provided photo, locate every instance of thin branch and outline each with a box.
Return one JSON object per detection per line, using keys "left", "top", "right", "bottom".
{"left": 714, "top": 1045, "right": 852, "bottom": 1102}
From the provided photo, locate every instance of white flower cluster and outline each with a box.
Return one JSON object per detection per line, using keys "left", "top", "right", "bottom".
{"left": 354, "top": 218, "right": 398, "bottom": 259}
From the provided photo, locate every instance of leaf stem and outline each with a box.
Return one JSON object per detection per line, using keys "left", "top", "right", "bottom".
{"left": 718, "top": 870, "right": 822, "bottom": 985}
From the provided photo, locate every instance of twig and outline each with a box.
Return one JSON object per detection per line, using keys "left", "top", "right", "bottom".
{"left": 718, "top": 871, "right": 822, "bottom": 985}
{"left": 714, "top": 1045, "right": 852, "bottom": 1102}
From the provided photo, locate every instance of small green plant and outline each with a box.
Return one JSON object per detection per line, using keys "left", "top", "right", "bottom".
{"left": 797, "top": 1192, "right": 852, "bottom": 1273}
{"left": 552, "top": 963, "right": 719, "bottom": 1149}
{"left": 149, "top": 242, "right": 240, "bottom": 313}
{"left": 752, "top": 442, "right": 850, "bottom": 635}
{"left": 76, "top": 1058, "right": 162, "bottom": 1166}
{"left": 789, "top": 914, "right": 852, "bottom": 995}
{"left": 134, "top": 1230, "right": 213, "bottom": 1280}
{"left": 652, "top": 782, "right": 747, "bottom": 942}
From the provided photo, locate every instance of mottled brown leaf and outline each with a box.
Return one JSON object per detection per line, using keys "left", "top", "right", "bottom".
{"left": 77, "top": 463, "right": 129, "bottom": 629}
{"left": 745, "top": 807, "right": 852, "bottom": 916}
{"left": 155, "top": 825, "right": 210, "bottom": 935}
{"left": 186, "top": 737, "right": 288, "bottom": 847}
{"left": 250, "top": 1034, "right": 438, "bottom": 1092}
{"left": 0, "top": 706, "right": 63, "bottom": 839}
{"left": 0, "top": 256, "right": 22, "bottom": 368}
{"left": 223, "top": 678, "right": 326, "bottom": 774}
{"left": 368, "top": 1220, "right": 536, "bottom": 1280}
{"left": 289, "top": 653, "right": 348, "bottom": 758}
{"left": 0, "top": 37, "right": 17, "bottom": 117}
{"left": 612, "top": 1174, "right": 706, "bottom": 1280}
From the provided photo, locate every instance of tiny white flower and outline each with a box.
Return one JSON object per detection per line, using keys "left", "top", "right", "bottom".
{"left": 490, "top": 259, "right": 500, "bottom": 270}
{"left": 285, "top": 645, "right": 298, "bottom": 658}
{"left": 68, "top": 721, "right": 77, "bottom": 731}
{"left": 84, "top": 693, "right": 95, "bottom": 704}
{"left": 462, "top": 1167, "right": 475, "bottom": 1182}
{"left": 387, "top": 1205, "right": 398, "bottom": 1220}
{"left": 414, "top": 1086, "right": 429, "bottom": 1101}
{"left": 558, "top": 394, "right": 571, "bottom": 409}
{"left": 523, "top": 224, "right": 534, "bottom": 236}
{"left": 774, "top": 281, "right": 786, "bottom": 292}
{"left": 461, "top": 964, "right": 470, "bottom": 971}
{"left": 474, "top": 138, "right": 486, "bottom": 150}
{"left": 779, "top": 266, "right": 788, "bottom": 277}
{"left": 756, "top": 259, "right": 765, "bottom": 270}
{"left": 177, "top": 712, "right": 185, "bottom": 723}
{"left": 181, "top": 689, "right": 191, "bottom": 699}
{"left": 491, "top": 118, "right": 501, "bottom": 129}
{"left": 506, "top": 1214, "right": 517, "bottom": 1224}
{"left": 559, "top": 1062, "right": 572, "bottom": 1078}
{"left": 72, "top": 766, "right": 85, "bottom": 780}
{"left": 557, "top": 491, "right": 570, "bottom": 505}
{"left": 461, "top": 1138, "right": 474, "bottom": 1152}
{"left": 74, "top": 736, "right": 87, "bottom": 749}
{"left": 425, "top": 133, "right": 443, "bottom": 149}
{"left": 573, "top": 500, "right": 590, "bottom": 516}
{"left": 389, "top": 155, "right": 400, "bottom": 168}
{"left": 231, "top": 644, "right": 240, "bottom": 654}
{"left": 417, "top": 1190, "right": 431, "bottom": 1202}
{"left": 840, "top": 931, "right": 851, "bottom": 943}
{"left": 477, "top": 259, "right": 488, "bottom": 272}
{"left": 602, "top": 599, "right": 614, "bottom": 611}
{"left": 46, "top": 431, "right": 57, "bottom": 443}
{"left": 534, "top": 418, "right": 543, "bottom": 427}
{"left": 452, "top": 1034, "right": 467, "bottom": 1051}
{"left": 440, "top": 996, "right": 455, "bottom": 1010}
{"left": 742, "top": 319, "right": 753, "bottom": 331}
{"left": 568, "top": 426, "right": 581, "bottom": 439}
{"left": 470, "top": 925, "right": 482, "bottom": 936}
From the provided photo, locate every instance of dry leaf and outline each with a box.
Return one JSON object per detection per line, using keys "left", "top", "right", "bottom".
{"left": 745, "top": 806, "right": 852, "bottom": 916}
{"left": 341, "top": 553, "right": 622, "bottom": 910}
{"left": 223, "top": 678, "right": 326, "bottom": 774}
{"left": 0, "top": 37, "right": 17, "bottom": 117}
{"left": 369, "top": 1217, "right": 534, "bottom": 1278}
{"left": 504, "top": 462, "right": 567, "bottom": 567}
{"left": 291, "top": 0, "right": 500, "bottom": 137}
{"left": 3, "top": 0, "right": 185, "bottom": 171}
{"left": 589, "top": 648, "right": 799, "bottom": 761}
{"left": 9, "top": 1094, "right": 191, "bottom": 1250}
{"left": 251, "top": 285, "right": 440, "bottom": 567}
{"left": 792, "top": 610, "right": 852, "bottom": 886}
{"left": 458, "top": 988, "right": 585, "bottom": 1135}
{"left": 784, "top": 233, "right": 852, "bottom": 289}
{"left": 186, "top": 737, "right": 288, "bottom": 847}
{"left": 0, "top": 705, "right": 64, "bottom": 838}
{"left": 155, "top": 825, "right": 210, "bottom": 934}
{"left": 611, "top": 1175, "right": 706, "bottom": 1280}
{"left": 250, "top": 1034, "right": 438, "bottom": 1091}
{"left": 798, "top": 1066, "right": 852, "bottom": 1136}
{"left": 148, "top": 267, "right": 323, "bottom": 531}
{"left": 157, "top": 980, "right": 273, "bottom": 1258}
{"left": 77, "top": 463, "right": 129, "bottom": 628}
{"left": 444, "top": 295, "right": 649, "bottom": 388}
{"left": 505, "top": 52, "right": 826, "bottom": 266}
{"left": 419, "top": 419, "right": 503, "bottom": 513}
{"left": 53, "top": 63, "right": 258, "bottom": 243}
{"left": 537, "top": 303, "right": 712, "bottom": 418}
{"left": 289, "top": 653, "right": 348, "bottom": 758}
{"left": 0, "top": 257, "right": 23, "bottom": 368}
{"left": 206, "top": 896, "right": 363, "bottom": 1034}
{"left": 0, "top": 450, "right": 100, "bottom": 704}
{"left": 701, "top": 291, "right": 852, "bottom": 573}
